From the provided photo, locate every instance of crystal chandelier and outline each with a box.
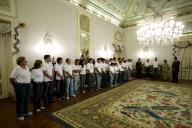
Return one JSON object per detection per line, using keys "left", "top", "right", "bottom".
{"left": 136, "top": 17, "right": 184, "bottom": 46}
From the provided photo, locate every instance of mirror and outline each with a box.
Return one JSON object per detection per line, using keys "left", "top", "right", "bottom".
{"left": 79, "top": 13, "right": 90, "bottom": 59}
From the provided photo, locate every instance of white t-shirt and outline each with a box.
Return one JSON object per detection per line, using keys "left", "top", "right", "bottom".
{"left": 94, "top": 62, "right": 102, "bottom": 73}
{"left": 114, "top": 66, "right": 119, "bottom": 73}
{"left": 109, "top": 66, "right": 115, "bottom": 74}
{"left": 127, "top": 62, "right": 133, "bottom": 70}
{"left": 122, "top": 62, "right": 127, "bottom": 69}
{"left": 72, "top": 64, "right": 80, "bottom": 75}
{"left": 145, "top": 62, "right": 150, "bottom": 67}
{"left": 152, "top": 61, "right": 158, "bottom": 68}
{"left": 10, "top": 65, "right": 31, "bottom": 83}
{"left": 86, "top": 63, "right": 94, "bottom": 73}
{"left": 80, "top": 65, "right": 86, "bottom": 75}
{"left": 43, "top": 62, "right": 53, "bottom": 82}
{"left": 54, "top": 64, "right": 64, "bottom": 80}
{"left": 31, "top": 68, "right": 43, "bottom": 82}
{"left": 119, "top": 64, "right": 124, "bottom": 71}
{"left": 63, "top": 64, "right": 73, "bottom": 77}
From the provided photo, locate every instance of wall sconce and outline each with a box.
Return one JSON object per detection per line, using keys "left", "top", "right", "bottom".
{"left": 138, "top": 47, "right": 154, "bottom": 59}
{"left": 43, "top": 33, "right": 53, "bottom": 54}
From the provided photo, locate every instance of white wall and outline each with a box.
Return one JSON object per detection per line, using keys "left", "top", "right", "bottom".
{"left": 16, "top": 0, "right": 121, "bottom": 67}
{"left": 125, "top": 27, "right": 174, "bottom": 66}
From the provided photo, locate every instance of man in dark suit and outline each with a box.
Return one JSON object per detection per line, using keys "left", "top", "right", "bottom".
{"left": 172, "top": 57, "right": 180, "bottom": 83}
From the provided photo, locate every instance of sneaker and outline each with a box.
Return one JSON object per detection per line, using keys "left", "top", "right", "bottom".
{"left": 82, "top": 90, "right": 86, "bottom": 93}
{"left": 66, "top": 97, "right": 69, "bottom": 100}
{"left": 23, "top": 112, "right": 33, "bottom": 116}
{"left": 17, "top": 116, "right": 24, "bottom": 121}
{"left": 40, "top": 106, "right": 45, "bottom": 110}
{"left": 72, "top": 95, "right": 76, "bottom": 97}
{"left": 36, "top": 109, "right": 41, "bottom": 112}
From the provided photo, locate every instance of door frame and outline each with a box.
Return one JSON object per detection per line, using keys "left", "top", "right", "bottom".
{"left": 0, "top": 15, "right": 15, "bottom": 99}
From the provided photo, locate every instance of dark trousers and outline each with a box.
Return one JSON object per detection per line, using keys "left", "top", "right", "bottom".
{"left": 153, "top": 68, "right": 158, "bottom": 77}
{"left": 33, "top": 82, "right": 43, "bottom": 111}
{"left": 113, "top": 73, "right": 118, "bottom": 85}
{"left": 55, "top": 80, "right": 64, "bottom": 98}
{"left": 118, "top": 71, "right": 124, "bottom": 83}
{"left": 136, "top": 70, "right": 141, "bottom": 78}
{"left": 80, "top": 74, "right": 86, "bottom": 92}
{"left": 87, "top": 73, "right": 94, "bottom": 90}
{"left": 43, "top": 81, "right": 53, "bottom": 106}
{"left": 101, "top": 72, "right": 107, "bottom": 87}
{"left": 14, "top": 84, "right": 30, "bottom": 117}
{"left": 145, "top": 67, "right": 150, "bottom": 78}
{"left": 172, "top": 71, "right": 179, "bottom": 83}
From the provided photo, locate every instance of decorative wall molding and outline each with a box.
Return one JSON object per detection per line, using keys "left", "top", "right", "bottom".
{"left": 0, "top": 0, "right": 16, "bottom": 17}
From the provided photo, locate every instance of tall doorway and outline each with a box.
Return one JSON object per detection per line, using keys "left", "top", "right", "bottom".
{"left": 179, "top": 46, "right": 192, "bottom": 81}
{"left": 0, "top": 21, "right": 11, "bottom": 99}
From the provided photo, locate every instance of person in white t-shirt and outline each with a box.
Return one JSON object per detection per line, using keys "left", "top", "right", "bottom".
{"left": 109, "top": 63, "right": 115, "bottom": 87}
{"left": 54, "top": 57, "right": 64, "bottom": 100}
{"left": 114, "top": 63, "right": 119, "bottom": 87}
{"left": 31, "top": 60, "right": 44, "bottom": 112}
{"left": 118, "top": 61, "right": 124, "bottom": 83}
{"left": 127, "top": 59, "right": 133, "bottom": 80}
{"left": 94, "top": 58, "right": 102, "bottom": 91}
{"left": 145, "top": 59, "right": 151, "bottom": 79}
{"left": 42, "top": 55, "right": 54, "bottom": 105}
{"left": 72, "top": 59, "right": 81, "bottom": 95}
{"left": 64, "top": 58, "right": 75, "bottom": 100}
{"left": 86, "top": 58, "right": 94, "bottom": 90}
{"left": 80, "top": 60, "right": 87, "bottom": 93}
{"left": 152, "top": 57, "right": 159, "bottom": 77}
{"left": 10, "top": 56, "right": 32, "bottom": 121}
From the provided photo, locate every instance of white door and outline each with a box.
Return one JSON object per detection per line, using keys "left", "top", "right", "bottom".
{"left": 0, "top": 35, "right": 8, "bottom": 99}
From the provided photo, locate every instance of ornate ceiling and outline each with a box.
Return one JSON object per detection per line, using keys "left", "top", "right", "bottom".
{"left": 67, "top": 0, "right": 192, "bottom": 28}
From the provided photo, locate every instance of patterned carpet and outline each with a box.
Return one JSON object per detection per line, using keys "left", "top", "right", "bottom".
{"left": 51, "top": 80, "right": 192, "bottom": 128}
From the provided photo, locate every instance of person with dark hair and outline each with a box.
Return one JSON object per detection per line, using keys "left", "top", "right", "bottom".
{"left": 145, "top": 59, "right": 151, "bottom": 79}
{"left": 72, "top": 59, "right": 81, "bottom": 95}
{"left": 136, "top": 58, "right": 142, "bottom": 78}
{"left": 112, "top": 57, "right": 116, "bottom": 63}
{"left": 54, "top": 57, "right": 64, "bottom": 100}
{"left": 42, "top": 54, "right": 54, "bottom": 106}
{"left": 113, "top": 63, "right": 119, "bottom": 87}
{"left": 86, "top": 58, "right": 94, "bottom": 91}
{"left": 172, "top": 57, "right": 180, "bottom": 83}
{"left": 94, "top": 58, "right": 102, "bottom": 91}
{"left": 109, "top": 63, "right": 115, "bottom": 87}
{"left": 152, "top": 57, "right": 159, "bottom": 78}
{"left": 31, "top": 60, "right": 44, "bottom": 112}
{"left": 80, "top": 60, "right": 87, "bottom": 93}
{"left": 162, "top": 60, "right": 169, "bottom": 80}
{"left": 64, "top": 58, "right": 75, "bottom": 100}
{"left": 10, "top": 56, "right": 33, "bottom": 121}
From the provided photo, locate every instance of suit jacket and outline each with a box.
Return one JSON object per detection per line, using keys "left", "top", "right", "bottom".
{"left": 172, "top": 61, "right": 180, "bottom": 73}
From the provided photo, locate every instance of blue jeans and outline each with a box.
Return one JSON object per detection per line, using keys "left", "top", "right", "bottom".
{"left": 95, "top": 73, "right": 102, "bottom": 91}
{"left": 55, "top": 80, "right": 64, "bottom": 98}
{"left": 73, "top": 75, "right": 80, "bottom": 94}
{"left": 32, "top": 82, "right": 43, "bottom": 111}
{"left": 109, "top": 73, "right": 114, "bottom": 87}
{"left": 80, "top": 74, "right": 86, "bottom": 91}
{"left": 65, "top": 77, "right": 74, "bottom": 97}
{"left": 42, "top": 81, "right": 53, "bottom": 106}
{"left": 14, "top": 83, "right": 30, "bottom": 117}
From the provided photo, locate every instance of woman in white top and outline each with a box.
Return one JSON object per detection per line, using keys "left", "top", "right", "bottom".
{"left": 109, "top": 63, "right": 115, "bottom": 87}
{"left": 80, "top": 60, "right": 86, "bottom": 93}
{"left": 54, "top": 57, "right": 64, "bottom": 100}
{"left": 10, "top": 56, "right": 33, "bottom": 121}
{"left": 86, "top": 58, "right": 94, "bottom": 90}
{"left": 72, "top": 59, "right": 81, "bottom": 95}
{"left": 31, "top": 60, "right": 44, "bottom": 112}
{"left": 145, "top": 59, "right": 151, "bottom": 79}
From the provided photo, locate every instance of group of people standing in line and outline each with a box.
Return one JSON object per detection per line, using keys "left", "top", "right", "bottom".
{"left": 10, "top": 54, "right": 180, "bottom": 121}
{"left": 10, "top": 55, "right": 133, "bottom": 121}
